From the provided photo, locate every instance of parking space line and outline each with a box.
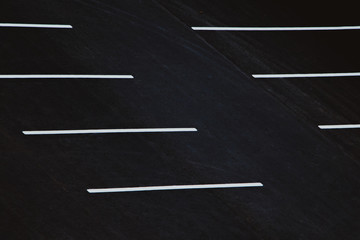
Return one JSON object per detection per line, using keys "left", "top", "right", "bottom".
{"left": 0, "top": 74, "right": 134, "bottom": 79}
{"left": 252, "top": 72, "right": 360, "bottom": 79}
{"left": 0, "top": 23, "right": 73, "bottom": 29}
{"left": 87, "top": 182, "right": 264, "bottom": 193}
{"left": 192, "top": 26, "right": 360, "bottom": 31}
{"left": 22, "top": 128, "right": 198, "bottom": 135}
{"left": 319, "top": 124, "right": 360, "bottom": 129}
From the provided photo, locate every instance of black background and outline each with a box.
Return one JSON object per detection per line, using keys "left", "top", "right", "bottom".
{"left": 0, "top": 1, "right": 359, "bottom": 239}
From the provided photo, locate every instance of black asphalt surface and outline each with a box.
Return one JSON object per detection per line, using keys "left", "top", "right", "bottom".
{"left": 0, "top": 0, "right": 359, "bottom": 239}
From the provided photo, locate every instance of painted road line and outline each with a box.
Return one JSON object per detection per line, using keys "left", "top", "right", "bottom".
{"left": 192, "top": 26, "right": 360, "bottom": 31}
{"left": 319, "top": 124, "right": 360, "bottom": 130}
{"left": 0, "top": 23, "right": 73, "bottom": 29}
{"left": 87, "top": 182, "right": 264, "bottom": 193}
{"left": 0, "top": 74, "right": 134, "bottom": 79}
{"left": 252, "top": 72, "right": 360, "bottom": 79}
{"left": 23, "top": 128, "right": 198, "bottom": 135}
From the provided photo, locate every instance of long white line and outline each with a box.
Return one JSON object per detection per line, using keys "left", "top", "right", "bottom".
{"left": 87, "top": 182, "right": 264, "bottom": 193}
{"left": 319, "top": 124, "right": 360, "bottom": 129}
{"left": 192, "top": 26, "right": 360, "bottom": 31}
{"left": 252, "top": 72, "right": 360, "bottom": 79}
{"left": 0, "top": 23, "right": 73, "bottom": 29}
{"left": 23, "top": 128, "right": 198, "bottom": 135}
{"left": 0, "top": 74, "right": 134, "bottom": 79}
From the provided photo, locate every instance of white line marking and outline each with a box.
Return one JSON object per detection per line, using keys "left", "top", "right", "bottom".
{"left": 319, "top": 124, "right": 360, "bottom": 129}
{"left": 87, "top": 182, "right": 264, "bottom": 193}
{"left": 0, "top": 23, "right": 73, "bottom": 29}
{"left": 22, "top": 128, "right": 198, "bottom": 135}
{"left": 252, "top": 72, "right": 360, "bottom": 79}
{"left": 0, "top": 74, "right": 134, "bottom": 79}
{"left": 192, "top": 26, "right": 360, "bottom": 31}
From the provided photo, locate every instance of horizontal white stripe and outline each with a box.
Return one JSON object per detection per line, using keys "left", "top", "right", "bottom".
{"left": 319, "top": 124, "right": 360, "bottom": 129}
{"left": 0, "top": 74, "right": 134, "bottom": 79}
{"left": 87, "top": 182, "right": 264, "bottom": 193}
{"left": 252, "top": 72, "right": 360, "bottom": 79}
{"left": 23, "top": 128, "right": 198, "bottom": 135}
{"left": 192, "top": 26, "right": 360, "bottom": 31}
{"left": 0, "top": 23, "right": 72, "bottom": 29}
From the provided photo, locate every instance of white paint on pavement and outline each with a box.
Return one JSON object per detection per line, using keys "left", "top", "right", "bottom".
{"left": 192, "top": 26, "right": 360, "bottom": 31}
{"left": 87, "top": 182, "right": 264, "bottom": 193}
{"left": 0, "top": 74, "right": 134, "bottom": 79}
{"left": 319, "top": 124, "right": 360, "bottom": 129}
{"left": 252, "top": 72, "right": 360, "bottom": 79}
{"left": 0, "top": 23, "right": 73, "bottom": 29}
{"left": 23, "top": 128, "right": 198, "bottom": 135}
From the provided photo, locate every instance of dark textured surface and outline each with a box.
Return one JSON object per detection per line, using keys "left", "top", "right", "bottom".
{"left": 0, "top": 0, "right": 359, "bottom": 239}
{"left": 157, "top": 0, "right": 360, "bottom": 162}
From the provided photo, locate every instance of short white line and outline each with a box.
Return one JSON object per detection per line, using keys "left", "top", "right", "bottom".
{"left": 22, "top": 128, "right": 198, "bottom": 135}
{"left": 252, "top": 72, "right": 360, "bottom": 79}
{"left": 0, "top": 23, "right": 73, "bottom": 29}
{"left": 319, "top": 124, "right": 360, "bottom": 129}
{"left": 87, "top": 182, "right": 264, "bottom": 193}
{"left": 0, "top": 74, "right": 134, "bottom": 79}
{"left": 192, "top": 26, "right": 360, "bottom": 31}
